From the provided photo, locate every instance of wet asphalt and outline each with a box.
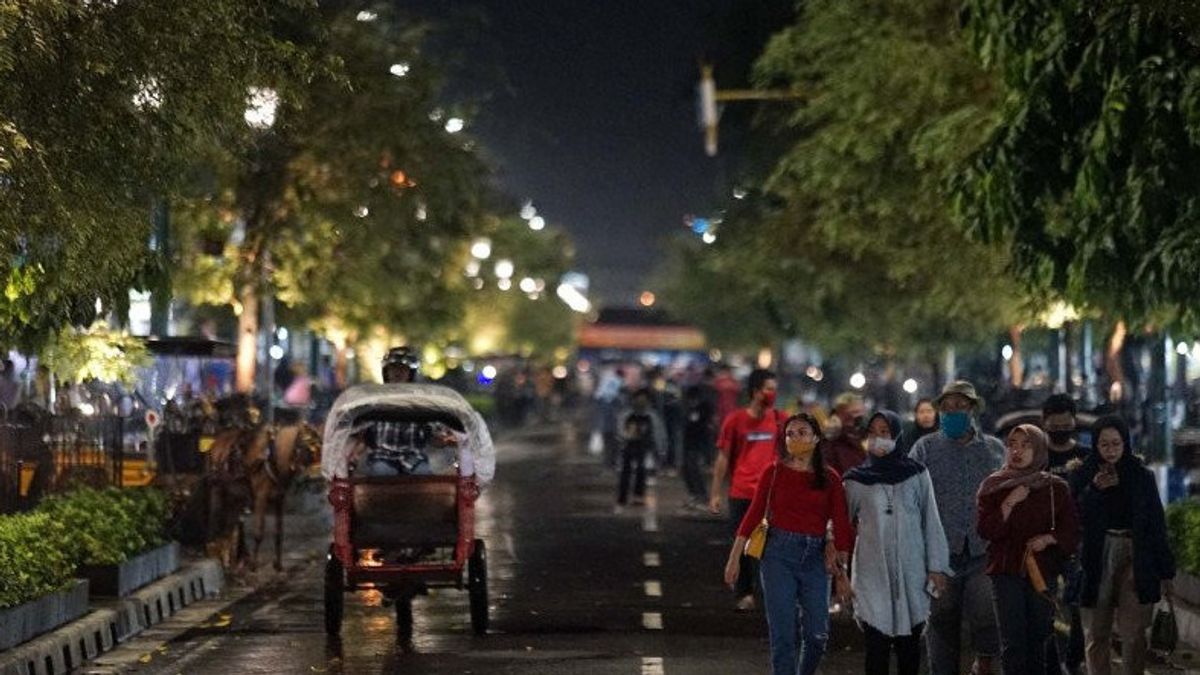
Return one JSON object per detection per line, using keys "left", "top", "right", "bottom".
{"left": 88, "top": 423, "right": 1197, "bottom": 674}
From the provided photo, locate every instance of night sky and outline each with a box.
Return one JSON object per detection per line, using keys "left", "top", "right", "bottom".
{"left": 405, "top": 0, "right": 780, "bottom": 305}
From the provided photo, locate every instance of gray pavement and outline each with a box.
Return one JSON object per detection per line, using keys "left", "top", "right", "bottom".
{"left": 88, "top": 424, "right": 1200, "bottom": 674}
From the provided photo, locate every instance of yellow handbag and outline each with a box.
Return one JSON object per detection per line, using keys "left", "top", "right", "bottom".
{"left": 743, "top": 464, "right": 778, "bottom": 560}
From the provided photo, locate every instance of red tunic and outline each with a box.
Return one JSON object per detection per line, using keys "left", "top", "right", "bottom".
{"left": 736, "top": 463, "right": 854, "bottom": 553}
{"left": 976, "top": 476, "right": 1080, "bottom": 578}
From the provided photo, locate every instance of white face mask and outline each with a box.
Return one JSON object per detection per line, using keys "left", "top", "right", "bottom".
{"left": 867, "top": 437, "right": 896, "bottom": 457}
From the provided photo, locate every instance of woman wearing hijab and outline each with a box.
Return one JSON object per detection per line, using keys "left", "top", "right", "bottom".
{"left": 1070, "top": 415, "right": 1174, "bottom": 675}
{"left": 976, "top": 424, "right": 1079, "bottom": 675}
{"left": 900, "top": 398, "right": 939, "bottom": 455}
{"left": 844, "top": 410, "right": 950, "bottom": 675}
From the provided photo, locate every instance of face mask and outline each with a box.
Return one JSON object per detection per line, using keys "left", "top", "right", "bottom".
{"left": 787, "top": 439, "right": 817, "bottom": 459}
{"left": 761, "top": 391, "right": 777, "bottom": 408}
{"left": 941, "top": 411, "right": 971, "bottom": 439}
{"left": 1047, "top": 429, "right": 1074, "bottom": 446}
{"left": 867, "top": 437, "right": 896, "bottom": 456}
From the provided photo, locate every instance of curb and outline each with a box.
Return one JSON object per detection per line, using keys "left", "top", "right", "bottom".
{"left": 0, "top": 561, "right": 223, "bottom": 675}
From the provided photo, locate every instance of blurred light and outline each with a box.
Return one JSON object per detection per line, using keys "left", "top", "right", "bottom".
{"left": 519, "top": 277, "right": 537, "bottom": 293}
{"left": 470, "top": 238, "right": 492, "bottom": 259}
{"left": 527, "top": 292, "right": 541, "bottom": 300}
{"left": 556, "top": 283, "right": 591, "bottom": 313}
{"left": 79, "top": 403, "right": 95, "bottom": 417}
{"left": 277, "top": 327, "right": 289, "bottom": 341}
{"left": 498, "top": 278, "right": 512, "bottom": 291}
{"left": 709, "top": 349, "right": 722, "bottom": 362}
{"left": 1002, "top": 344, "right": 1014, "bottom": 361}
{"left": 534, "top": 278, "right": 546, "bottom": 292}
{"left": 1193, "top": 342, "right": 1200, "bottom": 359}
{"left": 577, "top": 360, "right": 592, "bottom": 373}
{"left": 903, "top": 378, "right": 919, "bottom": 394}
{"left": 494, "top": 259, "right": 514, "bottom": 279}
{"left": 472, "top": 278, "right": 485, "bottom": 290}
{"left": 389, "top": 62, "right": 410, "bottom": 78}
{"left": 702, "top": 231, "right": 717, "bottom": 244}
{"left": 520, "top": 202, "right": 537, "bottom": 220}
{"left": 1177, "top": 341, "right": 1190, "bottom": 356}
{"left": 244, "top": 87, "right": 279, "bottom": 129}
{"left": 849, "top": 372, "right": 866, "bottom": 389}
{"left": 445, "top": 117, "right": 465, "bottom": 134}
{"left": 269, "top": 345, "right": 285, "bottom": 360}
{"left": 757, "top": 349, "right": 773, "bottom": 369}
{"left": 132, "top": 77, "right": 163, "bottom": 111}
{"left": 639, "top": 291, "right": 656, "bottom": 307}
{"left": 528, "top": 215, "right": 545, "bottom": 231}
{"left": 690, "top": 217, "right": 710, "bottom": 234}
{"left": 464, "top": 259, "right": 481, "bottom": 277}
{"left": 356, "top": 10, "right": 378, "bottom": 21}
{"left": 463, "top": 361, "right": 476, "bottom": 373}
{"left": 428, "top": 108, "right": 444, "bottom": 122}
{"left": 354, "top": 205, "right": 369, "bottom": 218}
{"left": 733, "top": 188, "right": 748, "bottom": 200}
{"left": 482, "top": 365, "right": 498, "bottom": 379}
{"left": 552, "top": 366, "right": 569, "bottom": 379}
{"left": 415, "top": 202, "right": 427, "bottom": 221}
{"left": 389, "top": 170, "right": 407, "bottom": 187}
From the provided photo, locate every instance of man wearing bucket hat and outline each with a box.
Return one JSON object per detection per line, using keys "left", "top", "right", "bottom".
{"left": 909, "top": 380, "right": 1005, "bottom": 675}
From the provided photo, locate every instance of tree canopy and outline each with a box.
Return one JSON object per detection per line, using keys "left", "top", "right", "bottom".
{"left": 957, "top": 0, "right": 1200, "bottom": 330}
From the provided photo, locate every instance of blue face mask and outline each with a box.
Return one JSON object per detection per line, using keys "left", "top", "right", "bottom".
{"left": 941, "top": 411, "right": 971, "bottom": 439}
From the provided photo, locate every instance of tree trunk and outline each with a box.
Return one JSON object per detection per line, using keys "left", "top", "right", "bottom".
{"left": 236, "top": 281, "right": 259, "bottom": 393}
{"left": 1008, "top": 325, "right": 1025, "bottom": 388}
{"left": 1105, "top": 321, "right": 1128, "bottom": 402}
{"left": 334, "top": 344, "right": 350, "bottom": 389}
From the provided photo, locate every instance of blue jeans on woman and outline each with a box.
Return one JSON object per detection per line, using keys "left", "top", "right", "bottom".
{"left": 759, "top": 529, "right": 831, "bottom": 675}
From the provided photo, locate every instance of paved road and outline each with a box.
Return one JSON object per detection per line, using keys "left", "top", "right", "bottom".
{"left": 91, "top": 423, "right": 1195, "bottom": 674}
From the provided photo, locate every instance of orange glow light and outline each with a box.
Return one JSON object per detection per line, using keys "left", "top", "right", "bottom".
{"left": 639, "top": 291, "right": 656, "bottom": 307}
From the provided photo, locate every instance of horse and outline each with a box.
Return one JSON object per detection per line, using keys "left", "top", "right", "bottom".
{"left": 206, "top": 422, "right": 320, "bottom": 571}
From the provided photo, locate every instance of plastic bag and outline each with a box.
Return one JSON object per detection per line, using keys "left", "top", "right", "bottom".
{"left": 1150, "top": 597, "right": 1178, "bottom": 654}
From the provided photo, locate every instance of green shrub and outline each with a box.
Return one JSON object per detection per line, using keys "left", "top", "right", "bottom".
{"left": 463, "top": 393, "right": 496, "bottom": 419}
{"left": 1166, "top": 499, "right": 1200, "bottom": 576}
{"left": 0, "top": 512, "right": 73, "bottom": 608}
{"left": 37, "top": 486, "right": 169, "bottom": 566}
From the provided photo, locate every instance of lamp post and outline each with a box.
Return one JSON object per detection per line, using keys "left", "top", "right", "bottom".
{"left": 245, "top": 87, "right": 279, "bottom": 422}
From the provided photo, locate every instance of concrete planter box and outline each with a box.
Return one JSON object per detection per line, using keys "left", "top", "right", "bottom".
{"left": 1175, "top": 571, "right": 1200, "bottom": 607}
{"left": 0, "top": 579, "right": 88, "bottom": 651}
{"left": 79, "top": 542, "right": 179, "bottom": 598}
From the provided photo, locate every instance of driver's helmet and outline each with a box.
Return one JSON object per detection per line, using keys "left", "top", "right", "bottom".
{"left": 382, "top": 346, "right": 421, "bottom": 383}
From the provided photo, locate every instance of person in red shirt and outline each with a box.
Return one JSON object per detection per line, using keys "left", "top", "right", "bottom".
{"left": 709, "top": 369, "right": 781, "bottom": 610}
{"left": 976, "top": 424, "right": 1079, "bottom": 675}
{"left": 724, "top": 412, "right": 853, "bottom": 675}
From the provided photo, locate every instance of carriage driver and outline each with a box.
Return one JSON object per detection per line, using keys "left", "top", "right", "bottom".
{"left": 352, "top": 347, "right": 472, "bottom": 477}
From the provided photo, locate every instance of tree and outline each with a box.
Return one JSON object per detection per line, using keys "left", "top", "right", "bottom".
{"left": 170, "top": 3, "right": 494, "bottom": 390}
{"left": 665, "top": 0, "right": 1040, "bottom": 364}
{"left": 0, "top": 0, "right": 318, "bottom": 349}
{"left": 957, "top": 0, "right": 1200, "bottom": 330}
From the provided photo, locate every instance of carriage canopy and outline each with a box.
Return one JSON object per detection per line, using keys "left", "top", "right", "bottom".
{"left": 321, "top": 384, "right": 496, "bottom": 483}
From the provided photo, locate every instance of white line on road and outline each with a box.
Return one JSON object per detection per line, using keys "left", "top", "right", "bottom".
{"left": 642, "top": 492, "right": 659, "bottom": 532}
{"left": 643, "top": 551, "right": 660, "bottom": 567}
{"left": 643, "top": 580, "right": 662, "bottom": 597}
{"left": 641, "top": 656, "right": 665, "bottom": 674}
{"left": 642, "top": 611, "right": 663, "bottom": 630}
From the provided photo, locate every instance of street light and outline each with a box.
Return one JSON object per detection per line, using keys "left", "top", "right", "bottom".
{"left": 389, "top": 63, "right": 411, "bottom": 78}
{"left": 494, "top": 259, "right": 514, "bottom": 279}
{"left": 470, "top": 238, "right": 492, "bottom": 260}
{"left": 702, "top": 231, "right": 717, "bottom": 244}
{"left": 639, "top": 291, "right": 656, "bottom": 307}
{"left": 850, "top": 372, "right": 866, "bottom": 389}
{"left": 244, "top": 87, "right": 279, "bottom": 130}
{"left": 528, "top": 216, "right": 545, "bottom": 231}
{"left": 520, "top": 202, "right": 537, "bottom": 220}
{"left": 903, "top": 378, "right": 919, "bottom": 394}
{"left": 498, "top": 278, "right": 512, "bottom": 291}
{"left": 445, "top": 117, "right": 465, "bottom": 134}
{"left": 519, "top": 277, "right": 537, "bottom": 293}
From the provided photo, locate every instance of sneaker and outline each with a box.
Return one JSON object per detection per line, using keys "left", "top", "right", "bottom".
{"left": 735, "top": 595, "right": 756, "bottom": 612}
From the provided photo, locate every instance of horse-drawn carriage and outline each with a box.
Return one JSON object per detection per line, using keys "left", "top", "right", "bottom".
{"left": 320, "top": 384, "right": 496, "bottom": 638}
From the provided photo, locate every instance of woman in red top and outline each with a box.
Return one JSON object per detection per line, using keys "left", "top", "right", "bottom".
{"left": 724, "top": 413, "right": 853, "bottom": 675}
{"left": 976, "top": 424, "right": 1079, "bottom": 675}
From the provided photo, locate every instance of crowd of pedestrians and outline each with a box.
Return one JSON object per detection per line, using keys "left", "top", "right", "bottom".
{"left": 593, "top": 363, "right": 1180, "bottom": 675}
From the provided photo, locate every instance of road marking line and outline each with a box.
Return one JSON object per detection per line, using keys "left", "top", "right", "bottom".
{"left": 643, "top": 551, "right": 660, "bottom": 567}
{"left": 642, "top": 491, "right": 659, "bottom": 532}
{"left": 642, "top": 611, "right": 663, "bottom": 630}
{"left": 642, "top": 656, "right": 665, "bottom": 674}
{"left": 643, "top": 580, "right": 662, "bottom": 597}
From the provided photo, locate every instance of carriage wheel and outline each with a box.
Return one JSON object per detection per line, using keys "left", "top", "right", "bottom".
{"left": 323, "top": 550, "right": 344, "bottom": 635}
{"left": 468, "top": 539, "right": 489, "bottom": 635}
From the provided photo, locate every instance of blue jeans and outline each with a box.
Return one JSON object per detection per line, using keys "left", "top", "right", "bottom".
{"left": 759, "top": 529, "right": 830, "bottom": 675}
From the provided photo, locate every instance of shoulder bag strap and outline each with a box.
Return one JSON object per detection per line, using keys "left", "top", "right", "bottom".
{"left": 764, "top": 463, "right": 779, "bottom": 524}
